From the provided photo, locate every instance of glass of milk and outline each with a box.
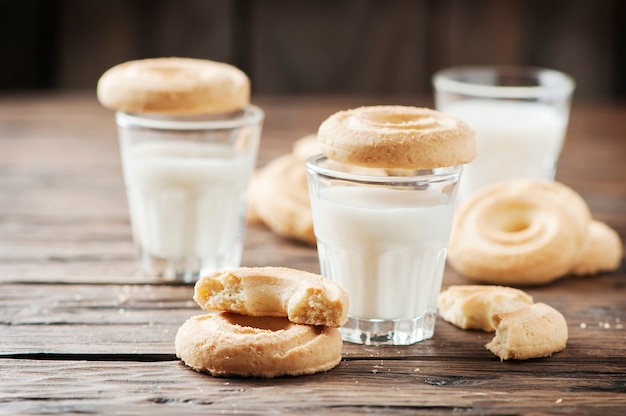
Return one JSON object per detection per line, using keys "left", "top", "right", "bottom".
{"left": 116, "top": 107, "right": 264, "bottom": 283}
{"left": 306, "top": 156, "right": 462, "bottom": 345}
{"left": 433, "top": 66, "right": 575, "bottom": 202}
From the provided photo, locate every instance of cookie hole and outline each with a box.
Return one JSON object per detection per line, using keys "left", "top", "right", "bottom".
{"left": 363, "top": 111, "right": 438, "bottom": 129}
{"left": 500, "top": 217, "right": 531, "bottom": 233}
{"left": 486, "top": 201, "right": 535, "bottom": 233}
{"left": 223, "top": 312, "right": 293, "bottom": 332}
{"left": 479, "top": 200, "right": 544, "bottom": 245}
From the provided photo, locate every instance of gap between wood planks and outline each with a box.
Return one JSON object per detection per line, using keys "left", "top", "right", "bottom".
{"left": 0, "top": 352, "right": 176, "bottom": 362}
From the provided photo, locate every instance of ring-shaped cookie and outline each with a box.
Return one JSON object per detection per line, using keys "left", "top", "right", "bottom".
{"left": 292, "top": 134, "right": 321, "bottom": 160}
{"left": 175, "top": 312, "right": 343, "bottom": 378}
{"left": 317, "top": 105, "right": 476, "bottom": 169}
{"left": 571, "top": 220, "right": 623, "bottom": 276}
{"left": 252, "top": 154, "right": 316, "bottom": 245}
{"left": 447, "top": 180, "right": 591, "bottom": 285}
{"left": 194, "top": 267, "right": 349, "bottom": 328}
{"left": 97, "top": 57, "right": 250, "bottom": 114}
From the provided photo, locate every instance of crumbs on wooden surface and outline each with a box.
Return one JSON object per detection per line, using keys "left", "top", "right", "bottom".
{"left": 579, "top": 317, "right": 623, "bottom": 330}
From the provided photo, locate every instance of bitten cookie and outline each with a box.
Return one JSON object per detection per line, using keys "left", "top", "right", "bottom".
{"left": 194, "top": 267, "right": 349, "bottom": 328}
{"left": 438, "top": 285, "right": 533, "bottom": 332}
{"left": 97, "top": 57, "right": 250, "bottom": 114}
{"left": 438, "top": 285, "right": 568, "bottom": 360}
{"left": 486, "top": 303, "right": 568, "bottom": 360}
{"left": 317, "top": 105, "right": 476, "bottom": 169}
{"left": 175, "top": 312, "right": 343, "bottom": 378}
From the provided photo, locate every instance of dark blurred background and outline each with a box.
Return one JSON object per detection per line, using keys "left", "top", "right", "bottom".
{"left": 1, "top": 0, "right": 624, "bottom": 99}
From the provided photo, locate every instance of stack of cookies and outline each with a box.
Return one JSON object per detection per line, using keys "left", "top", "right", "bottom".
{"left": 175, "top": 266, "right": 349, "bottom": 378}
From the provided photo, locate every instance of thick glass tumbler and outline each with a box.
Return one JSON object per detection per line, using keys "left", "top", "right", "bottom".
{"left": 116, "top": 107, "right": 264, "bottom": 283}
{"left": 306, "top": 156, "right": 462, "bottom": 345}
{"left": 433, "top": 66, "right": 575, "bottom": 202}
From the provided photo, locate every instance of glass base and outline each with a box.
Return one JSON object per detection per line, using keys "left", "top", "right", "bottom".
{"left": 139, "top": 252, "right": 239, "bottom": 284}
{"left": 340, "top": 311, "right": 437, "bottom": 346}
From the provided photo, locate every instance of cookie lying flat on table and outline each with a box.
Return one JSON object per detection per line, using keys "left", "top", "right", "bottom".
{"left": 175, "top": 312, "right": 343, "bottom": 378}
{"left": 486, "top": 303, "right": 568, "bottom": 361}
{"left": 437, "top": 285, "right": 533, "bottom": 332}
{"left": 571, "top": 220, "right": 624, "bottom": 276}
{"left": 438, "top": 285, "right": 568, "bottom": 360}
{"left": 246, "top": 134, "right": 319, "bottom": 245}
{"left": 251, "top": 153, "right": 316, "bottom": 245}
{"left": 447, "top": 179, "right": 591, "bottom": 285}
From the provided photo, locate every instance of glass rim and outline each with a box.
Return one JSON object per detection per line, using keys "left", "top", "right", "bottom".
{"left": 432, "top": 65, "right": 575, "bottom": 99}
{"left": 305, "top": 154, "right": 463, "bottom": 185}
{"left": 115, "top": 104, "right": 265, "bottom": 131}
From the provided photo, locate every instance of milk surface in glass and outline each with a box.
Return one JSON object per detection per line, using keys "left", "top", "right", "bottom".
{"left": 312, "top": 186, "right": 454, "bottom": 321}
{"left": 122, "top": 140, "right": 251, "bottom": 265}
{"left": 442, "top": 100, "right": 567, "bottom": 201}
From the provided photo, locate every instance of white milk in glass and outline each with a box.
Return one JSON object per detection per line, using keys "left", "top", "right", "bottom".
{"left": 311, "top": 186, "right": 454, "bottom": 320}
{"left": 442, "top": 100, "right": 568, "bottom": 201}
{"left": 121, "top": 140, "right": 252, "bottom": 272}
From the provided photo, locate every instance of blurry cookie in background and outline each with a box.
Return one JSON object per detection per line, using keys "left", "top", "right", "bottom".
{"left": 247, "top": 134, "right": 320, "bottom": 245}
{"left": 447, "top": 179, "right": 623, "bottom": 285}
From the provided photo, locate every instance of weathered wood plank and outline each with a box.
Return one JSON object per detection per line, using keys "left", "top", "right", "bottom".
{"left": 1, "top": 271, "right": 625, "bottom": 359}
{"left": 1, "top": 93, "right": 625, "bottom": 414}
{"left": 0, "top": 221, "right": 318, "bottom": 284}
{"left": 0, "top": 358, "right": 624, "bottom": 415}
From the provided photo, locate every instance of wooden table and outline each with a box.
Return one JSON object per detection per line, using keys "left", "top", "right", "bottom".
{"left": 1, "top": 92, "right": 625, "bottom": 415}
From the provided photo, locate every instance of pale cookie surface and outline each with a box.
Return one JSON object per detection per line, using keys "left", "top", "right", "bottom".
{"left": 438, "top": 285, "right": 533, "bottom": 332}
{"left": 448, "top": 179, "right": 591, "bottom": 285}
{"left": 252, "top": 153, "right": 316, "bottom": 245}
{"left": 175, "top": 312, "right": 343, "bottom": 378}
{"left": 292, "top": 134, "right": 321, "bottom": 160}
{"left": 317, "top": 105, "right": 476, "bottom": 169}
{"left": 194, "top": 267, "right": 349, "bottom": 327}
{"left": 571, "top": 220, "right": 623, "bottom": 276}
{"left": 245, "top": 170, "right": 264, "bottom": 225}
{"left": 486, "top": 303, "right": 568, "bottom": 360}
{"left": 97, "top": 57, "right": 250, "bottom": 114}
{"left": 246, "top": 134, "right": 319, "bottom": 230}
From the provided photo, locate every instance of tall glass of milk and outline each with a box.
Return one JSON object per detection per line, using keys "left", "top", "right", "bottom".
{"left": 306, "top": 156, "right": 462, "bottom": 345}
{"left": 433, "top": 66, "right": 575, "bottom": 202}
{"left": 116, "top": 107, "right": 264, "bottom": 283}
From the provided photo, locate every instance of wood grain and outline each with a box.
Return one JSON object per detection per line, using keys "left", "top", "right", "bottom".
{"left": 1, "top": 358, "right": 625, "bottom": 415}
{"left": 0, "top": 92, "right": 625, "bottom": 414}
